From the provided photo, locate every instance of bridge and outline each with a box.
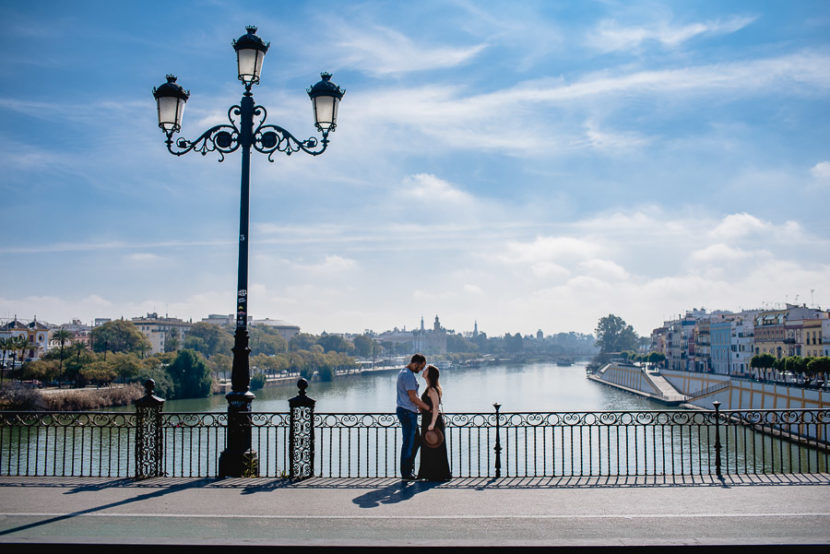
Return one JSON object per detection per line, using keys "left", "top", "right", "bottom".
{"left": 1, "top": 380, "right": 829, "bottom": 549}
{"left": 1, "top": 474, "right": 829, "bottom": 549}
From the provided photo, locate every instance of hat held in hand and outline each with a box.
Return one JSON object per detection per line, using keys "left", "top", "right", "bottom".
{"left": 423, "top": 428, "right": 443, "bottom": 448}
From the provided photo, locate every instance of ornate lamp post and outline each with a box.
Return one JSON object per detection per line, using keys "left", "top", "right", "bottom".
{"left": 153, "top": 26, "right": 344, "bottom": 477}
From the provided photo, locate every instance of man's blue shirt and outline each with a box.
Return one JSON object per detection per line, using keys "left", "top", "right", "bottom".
{"left": 397, "top": 368, "right": 419, "bottom": 412}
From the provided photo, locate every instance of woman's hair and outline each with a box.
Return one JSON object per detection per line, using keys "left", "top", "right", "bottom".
{"left": 424, "top": 364, "right": 442, "bottom": 398}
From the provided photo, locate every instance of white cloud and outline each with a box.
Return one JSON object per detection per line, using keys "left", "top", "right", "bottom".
{"left": 588, "top": 16, "right": 757, "bottom": 52}
{"left": 338, "top": 51, "right": 830, "bottom": 157}
{"left": 578, "top": 259, "right": 629, "bottom": 281}
{"left": 581, "top": 119, "right": 650, "bottom": 152}
{"left": 125, "top": 253, "right": 162, "bottom": 263}
{"left": 291, "top": 255, "right": 357, "bottom": 275}
{"left": 399, "top": 173, "right": 473, "bottom": 205}
{"left": 811, "top": 161, "right": 830, "bottom": 182}
{"left": 335, "top": 24, "right": 485, "bottom": 76}
{"left": 689, "top": 243, "right": 754, "bottom": 264}
{"left": 500, "top": 236, "right": 601, "bottom": 265}
{"left": 709, "top": 213, "right": 804, "bottom": 242}
{"left": 463, "top": 284, "right": 484, "bottom": 295}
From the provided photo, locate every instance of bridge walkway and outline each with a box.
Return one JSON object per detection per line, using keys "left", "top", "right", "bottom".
{"left": 1, "top": 474, "right": 829, "bottom": 549}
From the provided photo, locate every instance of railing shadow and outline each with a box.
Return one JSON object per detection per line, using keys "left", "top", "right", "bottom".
{"left": 0, "top": 477, "right": 213, "bottom": 537}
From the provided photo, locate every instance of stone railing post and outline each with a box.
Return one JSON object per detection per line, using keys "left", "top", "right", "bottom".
{"left": 135, "top": 379, "right": 165, "bottom": 479}
{"left": 493, "top": 402, "right": 502, "bottom": 478}
{"left": 289, "top": 378, "right": 316, "bottom": 480}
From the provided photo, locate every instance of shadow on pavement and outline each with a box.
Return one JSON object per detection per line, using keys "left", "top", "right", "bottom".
{"left": 0, "top": 478, "right": 213, "bottom": 537}
{"left": 0, "top": 473, "right": 827, "bottom": 492}
{"left": 352, "top": 479, "right": 441, "bottom": 508}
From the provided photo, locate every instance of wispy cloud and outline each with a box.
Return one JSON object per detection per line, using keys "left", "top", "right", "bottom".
{"left": 334, "top": 23, "right": 485, "bottom": 76}
{"left": 337, "top": 51, "right": 830, "bottom": 156}
{"left": 588, "top": 15, "right": 757, "bottom": 52}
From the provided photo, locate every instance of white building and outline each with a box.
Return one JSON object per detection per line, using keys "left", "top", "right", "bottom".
{"left": 131, "top": 313, "right": 192, "bottom": 355}
{"left": 251, "top": 318, "right": 300, "bottom": 341}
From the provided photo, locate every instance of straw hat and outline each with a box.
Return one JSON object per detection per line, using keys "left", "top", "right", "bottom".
{"left": 422, "top": 428, "right": 443, "bottom": 448}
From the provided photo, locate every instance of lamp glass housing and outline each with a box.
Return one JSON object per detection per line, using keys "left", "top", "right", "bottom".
{"left": 237, "top": 47, "right": 265, "bottom": 86}
{"left": 312, "top": 95, "right": 340, "bottom": 132}
{"left": 157, "top": 95, "right": 185, "bottom": 132}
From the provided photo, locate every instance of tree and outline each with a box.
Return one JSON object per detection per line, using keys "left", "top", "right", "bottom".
{"left": 183, "top": 322, "right": 233, "bottom": 358}
{"left": 108, "top": 352, "right": 145, "bottom": 382}
{"left": 647, "top": 351, "right": 666, "bottom": 368}
{"left": 90, "top": 320, "right": 150, "bottom": 355}
{"left": 504, "top": 332, "right": 523, "bottom": 353}
{"left": 249, "top": 327, "right": 287, "bottom": 355}
{"left": 750, "top": 353, "right": 777, "bottom": 381}
{"left": 807, "top": 357, "right": 830, "bottom": 384}
{"left": 317, "top": 333, "right": 353, "bottom": 353}
{"left": 165, "top": 349, "right": 213, "bottom": 399}
{"left": 22, "top": 359, "right": 61, "bottom": 383}
{"left": 289, "top": 333, "right": 318, "bottom": 351}
{"left": 595, "top": 315, "right": 638, "bottom": 354}
{"left": 63, "top": 343, "right": 97, "bottom": 385}
{"left": 51, "top": 329, "right": 73, "bottom": 381}
{"left": 352, "top": 335, "right": 375, "bottom": 358}
{"left": 164, "top": 328, "right": 181, "bottom": 352}
{"left": 80, "top": 360, "right": 117, "bottom": 385}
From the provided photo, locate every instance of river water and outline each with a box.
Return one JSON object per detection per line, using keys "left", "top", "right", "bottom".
{"left": 4, "top": 361, "right": 826, "bottom": 477}
{"left": 161, "top": 361, "right": 665, "bottom": 413}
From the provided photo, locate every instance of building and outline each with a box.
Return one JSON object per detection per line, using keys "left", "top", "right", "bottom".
{"left": 729, "top": 316, "right": 755, "bottom": 376}
{"left": 1, "top": 318, "right": 50, "bottom": 362}
{"left": 412, "top": 315, "right": 448, "bottom": 355}
{"left": 131, "top": 313, "right": 192, "bottom": 355}
{"left": 201, "top": 314, "right": 252, "bottom": 327}
{"left": 754, "top": 310, "right": 787, "bottom": 358}
{"left": 823, "top": 319, "right": 830, "bottom": 357}
{"left": 251, "top": 318, "right": 300, "bottom": 341}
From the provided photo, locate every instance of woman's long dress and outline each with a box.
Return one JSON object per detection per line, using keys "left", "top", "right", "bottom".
{"left": 417, "top": 388, "right": 451, "bottom": 481}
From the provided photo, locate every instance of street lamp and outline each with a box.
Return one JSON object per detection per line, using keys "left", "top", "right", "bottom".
{"left": 153, "top": 26, "right": 344, "bottom": 478}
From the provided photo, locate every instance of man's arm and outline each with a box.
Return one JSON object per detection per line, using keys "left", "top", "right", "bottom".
{"left": 408, "top": 389, "right": 430, "bottom": 412}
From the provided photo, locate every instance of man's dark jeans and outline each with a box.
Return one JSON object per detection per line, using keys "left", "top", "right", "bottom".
{"left": 396, "top": 407, "right": 419, "bottom": 478}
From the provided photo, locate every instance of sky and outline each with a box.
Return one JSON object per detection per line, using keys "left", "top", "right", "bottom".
{"left": 1, "top": 0, "right": 829, "bottom": 338}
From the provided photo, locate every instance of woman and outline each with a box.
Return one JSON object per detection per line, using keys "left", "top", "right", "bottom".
{"left": 417, "top": 364, "right": 451, "bottom": 481}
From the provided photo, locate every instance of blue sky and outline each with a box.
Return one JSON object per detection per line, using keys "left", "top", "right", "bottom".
{"left": 1, "top": 0, "right": 829, "bottom": 337}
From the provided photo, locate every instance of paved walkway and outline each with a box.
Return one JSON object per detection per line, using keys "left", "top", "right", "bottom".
{"left": 645, "top": 372, "right": 687, "bottom": 402}
{"left": 1, "top": 474, "right": 829, "bottom": 549}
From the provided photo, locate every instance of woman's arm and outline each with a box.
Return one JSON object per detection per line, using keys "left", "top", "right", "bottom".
{"left": 428, "top": 388, "right": 440, "bottom": 430}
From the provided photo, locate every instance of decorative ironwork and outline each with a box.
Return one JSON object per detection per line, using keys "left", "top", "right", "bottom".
{"left": 288, "top": 379, "right": 315, "bottom": 479}
{"left": 253, "top": 105, "right": 329, "bottom": 162}
{"left": 164, "top": 106, "right": 241, "bottom": 161}
{"left": 135, "top": 379, "right": 165, "bottom": 479}
{"left": 162, "top": 104, "right": 329, "bottom": 163}
{"left": 2, "top": 407, "right": 828, "bottom": 479}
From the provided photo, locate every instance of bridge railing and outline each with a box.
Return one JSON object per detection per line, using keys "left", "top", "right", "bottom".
{"left": 1, "top": 384, "right": 828, "bottom": 479}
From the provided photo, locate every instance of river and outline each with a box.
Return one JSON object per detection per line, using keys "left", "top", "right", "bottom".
{"left": 159, "top": 361, "right": 665, "bottom": 413}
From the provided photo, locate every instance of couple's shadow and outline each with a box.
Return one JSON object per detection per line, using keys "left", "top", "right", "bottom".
{"left": 352, "top": 480, "right": 442, "bottom": 508}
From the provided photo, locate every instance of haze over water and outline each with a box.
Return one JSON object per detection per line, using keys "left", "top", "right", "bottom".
{"left": 161, "top": 361, "right": 665, "bottom": 413}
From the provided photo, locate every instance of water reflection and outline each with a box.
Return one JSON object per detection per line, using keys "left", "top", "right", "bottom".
{"left": 158, "top": 361, "right": 667, "bottom": 413}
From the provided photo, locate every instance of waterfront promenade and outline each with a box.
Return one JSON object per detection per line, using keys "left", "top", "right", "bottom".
{"left": 1, "top": 474, "right": 829, "bottom": 550}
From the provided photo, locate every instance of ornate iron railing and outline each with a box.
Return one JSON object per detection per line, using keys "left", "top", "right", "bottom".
{"left": 2, "top": 406, "right": 828, "bottom": 479}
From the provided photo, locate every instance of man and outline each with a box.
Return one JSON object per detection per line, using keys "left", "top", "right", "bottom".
{"left": 396, "top": 353, "right": 431, "bottom": 480}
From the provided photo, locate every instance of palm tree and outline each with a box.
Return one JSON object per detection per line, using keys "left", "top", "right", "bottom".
{"left": 0, "top": 336, "right": 12, "bottom": 387}
{"left": 7, "top": 335, "right": 29, "bottom": 382}
{"left": 52, "top": 329, "right": 73, "bottom": 385}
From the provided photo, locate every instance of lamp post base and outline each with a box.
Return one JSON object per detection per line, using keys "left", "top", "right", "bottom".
{"left": 218, "top": 390, "right": 259, "bottom": 478}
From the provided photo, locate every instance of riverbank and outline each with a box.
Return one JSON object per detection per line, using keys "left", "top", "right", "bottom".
{"left": 0, "top": 383, "right": 143, "bottom": 411}
{"left": 590, "top": 363, "right": 830, "bottom": 410}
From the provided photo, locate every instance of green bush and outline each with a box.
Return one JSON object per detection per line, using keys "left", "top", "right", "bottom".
{"left": 250, "top": 373, "right": 266, "bottom": 391}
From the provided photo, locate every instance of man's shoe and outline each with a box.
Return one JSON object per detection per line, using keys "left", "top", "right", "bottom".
{"left": 402, "top": 474, "right": 417, "bottom": 481}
